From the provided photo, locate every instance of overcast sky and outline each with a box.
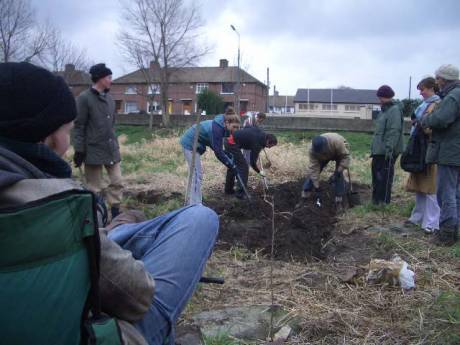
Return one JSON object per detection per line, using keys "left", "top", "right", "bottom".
{"left": 32, "top": 0, "right": 460, "bottom": 99}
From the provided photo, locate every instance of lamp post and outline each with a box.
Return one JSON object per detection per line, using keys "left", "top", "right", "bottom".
{"left": 230, "top": 24, "right": 240, "bottom": 115}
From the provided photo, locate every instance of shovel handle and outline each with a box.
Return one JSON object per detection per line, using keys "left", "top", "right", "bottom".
{"left": 347, "top": 168, "right": 354, "bottom": 193}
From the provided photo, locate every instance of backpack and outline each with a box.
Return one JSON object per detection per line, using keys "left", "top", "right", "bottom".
{"left": 400, "top": 124, "right": 428, "bottom": 173}
{"left": 0, "top": 189, "right": 122, "bottom": 345}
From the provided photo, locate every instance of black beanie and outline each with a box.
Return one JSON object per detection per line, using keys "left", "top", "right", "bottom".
{"left": 89, "top": 63, "right": 112, "bottom": 83}
{"left": 312, "top": 135, "right": 327, "bottom": 154}
{"left": 0, "top": 62, "right": 77, "bottom": 143}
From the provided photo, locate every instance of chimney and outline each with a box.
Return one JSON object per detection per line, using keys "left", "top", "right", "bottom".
{"left": 219, "top": 59, "right": 228, "bottom": 68}
{"left": 64, "top": 64, "right": 75, "bottom": 73}
{"left": 150, "top": 60, "right": 160, "bottom": 70}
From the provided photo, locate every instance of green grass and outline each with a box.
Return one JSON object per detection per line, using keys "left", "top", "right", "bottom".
{"left": 141, "top": 196, "right": 184, "bottom": 219}
{"left": 450, "top": 243, "right": 460, "bottom": 258}
{"left": 350, "top": 200, "right": 414, "bottom": 218}
{"left": 203, "top": 333, "right": 242, "bottom": 345}
{"left": 268, "top": 129, "right": 373, "bottom": 157}
{"left": 425, "top": 291, "right": 460, "bottom": 344}
{"left": 116, "top": 125, "right": 185, "bottom": 144}
{"left": 117, "top": 125, "right": 374, "bottom": 157}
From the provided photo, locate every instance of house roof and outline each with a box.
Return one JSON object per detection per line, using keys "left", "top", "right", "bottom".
{"left": 294, "top": 88, "right": 380, "bottom": 104}
{"left": 113, "top": 66, "right": 266, "bottom": 87}
{"left": 54, "top": 68, "right": 91, "bottom": 86}
{"left": 269, "top": 95, "right": 294, "bottom": 107}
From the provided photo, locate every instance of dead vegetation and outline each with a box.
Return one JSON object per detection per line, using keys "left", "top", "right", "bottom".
{"left": 73, "top": 130, "right": 460, "bottom": 344}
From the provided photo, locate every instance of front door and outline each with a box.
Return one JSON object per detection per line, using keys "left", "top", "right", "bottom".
{"left": 240, "top": 101, "right": 248, "bottom": 114}
{"left": 182, "top": 100, "right": 192, "bottom": 115}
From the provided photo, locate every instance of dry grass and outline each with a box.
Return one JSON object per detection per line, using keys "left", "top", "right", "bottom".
{"left": 72, "top": 130, "right": 460, "bottom": 344}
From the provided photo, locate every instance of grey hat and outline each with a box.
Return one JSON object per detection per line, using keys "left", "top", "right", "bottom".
{"left": 435, "top": 64, "right": 459, "bottom": 81}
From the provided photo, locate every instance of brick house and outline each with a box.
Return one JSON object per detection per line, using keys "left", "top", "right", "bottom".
{"left": 110, "top": 59, "right": 268, "bottom": 115}
{"left": 54, "top": 64, "right": 91, "bottom": 97}
{"left": 294, "top": 88, "right": 380, "bottom": 119}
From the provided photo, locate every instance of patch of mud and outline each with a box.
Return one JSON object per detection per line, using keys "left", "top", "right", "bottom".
{"left": 208, "top": 180, "right": 341, "bottom": 261}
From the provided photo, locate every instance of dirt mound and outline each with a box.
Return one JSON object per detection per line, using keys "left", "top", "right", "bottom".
{"left": 208, "top": 180, "right": 339, "bottom": 261}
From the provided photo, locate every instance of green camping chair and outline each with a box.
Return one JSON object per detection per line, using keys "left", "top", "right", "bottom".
{"left": 0, "top": 189, "right": 121, "bottom": 345}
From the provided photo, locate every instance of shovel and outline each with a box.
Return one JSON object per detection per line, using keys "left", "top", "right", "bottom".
{"left": 259, "top": 156, "right": 269, "bottom": 191}
{"left": 346, "top": 169, "right": 361, "bottom": 207}
{"left": 235, "top": 171, "right": 252, "bottom": 201}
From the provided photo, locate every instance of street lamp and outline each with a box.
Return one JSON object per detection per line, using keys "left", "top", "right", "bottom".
{"left": 230, "top": 24, "right": 240, "bottom": 115}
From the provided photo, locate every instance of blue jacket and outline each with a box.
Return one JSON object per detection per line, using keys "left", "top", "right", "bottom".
{"left": 180, "top": 115, "right": 232, "bottom": 167}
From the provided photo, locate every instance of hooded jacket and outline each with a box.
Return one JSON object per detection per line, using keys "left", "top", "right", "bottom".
{"left": 180, "top": 114, "right": 233, "bottom": 167}
{"left": 0, "top": 142, "right": 153, "bottom": 345}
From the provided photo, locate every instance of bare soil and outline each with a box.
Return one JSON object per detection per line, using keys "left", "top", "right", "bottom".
{"left": 208, "top": 179, "right": 370, "bottom": 262}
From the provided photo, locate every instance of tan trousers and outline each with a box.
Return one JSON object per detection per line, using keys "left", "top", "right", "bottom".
{"left": 84, "top": 163, "right": 123, "bottom": 207}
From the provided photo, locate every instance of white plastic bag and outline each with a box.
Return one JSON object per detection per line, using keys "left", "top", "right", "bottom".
{"left": 398, "top": 262, "right": 415, "bottom": 290}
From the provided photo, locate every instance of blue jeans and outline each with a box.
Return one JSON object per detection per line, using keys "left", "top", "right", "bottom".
{"left": 437, "top": 164, "right": 460, "bottom": 228}
{"left": 108, "top": 205, "right": 219, "bottom": 345}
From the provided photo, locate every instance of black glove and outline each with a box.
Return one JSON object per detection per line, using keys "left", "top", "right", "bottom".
{"left": 73, "top": 151, "right": 86, "bottom": 168}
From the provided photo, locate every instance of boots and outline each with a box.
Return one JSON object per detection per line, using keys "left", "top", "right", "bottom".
{"left": 434, "top": 225, "right": 458, "bottom": 246}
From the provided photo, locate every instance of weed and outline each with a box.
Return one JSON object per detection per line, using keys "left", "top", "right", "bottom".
{"left": 203, "top": 333, "right": 241, "bottom": 345}
{"left": 450, "top": 243, "right": 460, "bottom": 258}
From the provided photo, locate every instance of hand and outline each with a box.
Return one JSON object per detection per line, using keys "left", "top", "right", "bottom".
{"left": 73, "top": 151, "right": 86, "bottom": 168}
{"left": 259, "top": 171, "right": 266, "bottom": 178}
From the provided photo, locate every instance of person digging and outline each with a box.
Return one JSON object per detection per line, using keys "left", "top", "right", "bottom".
{"left": 224, "top": 126, "right": 278, "bottom": 199}
{"left": 301, "top": 133, "right": 351, "bottom": 210}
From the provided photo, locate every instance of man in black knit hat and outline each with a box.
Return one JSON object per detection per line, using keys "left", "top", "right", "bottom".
{"left": 73, "top": 63, "right": 123, "bottom": 219}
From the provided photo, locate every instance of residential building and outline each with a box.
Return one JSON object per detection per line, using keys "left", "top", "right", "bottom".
{"left": 294, "top": 88, "right": 380, "bottom": 119}
{"left": 110, "top": 59, "right": 267, "bottom": 115}
{"left": 54, "top": 64, "right": 91, "bottom": 97}
{"left": 269, "top": 91, "right": 294, "bottom": 114}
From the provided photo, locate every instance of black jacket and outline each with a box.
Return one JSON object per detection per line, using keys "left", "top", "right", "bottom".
{"left": 233, "top": 127, "right": 267, "bottom": 172}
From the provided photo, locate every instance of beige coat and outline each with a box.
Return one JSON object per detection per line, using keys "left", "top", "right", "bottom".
{"left": 405, "top": 103, "right": 439, "bottom": 194}
{"left": 306, "top": 133, "right": 351, "bottom": 188}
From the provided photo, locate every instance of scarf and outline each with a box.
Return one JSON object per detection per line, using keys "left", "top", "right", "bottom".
{"left": 0, "top": 137, "right": 72, "bottom": 178}
{"left": 414, "top": 94, "right": 440, "bottom": 121}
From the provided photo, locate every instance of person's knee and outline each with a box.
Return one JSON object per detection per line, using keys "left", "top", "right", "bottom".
{"left": 186, "top": 205, "right": 219, "bottom": 238}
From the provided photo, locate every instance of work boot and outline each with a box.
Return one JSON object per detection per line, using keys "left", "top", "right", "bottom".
{"left": 111, "top": 206, "right": 120, "bottom": 220}
{"left": 435, "top": 226, "right": 458, "bottom": 246}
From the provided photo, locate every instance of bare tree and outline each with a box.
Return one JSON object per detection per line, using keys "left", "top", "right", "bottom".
{"left": 44, "top": 30, "right": 91, "bottom": 72}
{"left": 119, "top": 0, "right": 210, "bottom": 126}
{"left": 0, "top": 0, "right": 52, "bottom": 63}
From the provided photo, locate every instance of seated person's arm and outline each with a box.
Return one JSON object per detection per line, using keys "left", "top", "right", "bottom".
{"left": 99, "top": 232, "right": 155, "bottom": 322}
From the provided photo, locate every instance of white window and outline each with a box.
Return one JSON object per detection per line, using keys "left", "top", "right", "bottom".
{"left": 221, "top": 83, "right": 234, "bottom": 94}
{"left": 196, "top": 83, "right": 208, "bottom": 94}
{"left": 148, "top": 84, "right": 161, "bottom": 94}
{"left": 125, "top": 101, "right": 139, "bottom": 113}
{"left": 322, "top": 104, "right": 338, "bottom": 111}
{"left": 298, "top": 103, "right": 317, "bottom": 110}
{"left": 147, "top": 101, "right": 161, "bottom": 113}
{"left": 345, "top": 104, "right": 360, "bottom": 111}
{"left": 125, "top": 86, "right": 137, "bottom": 95}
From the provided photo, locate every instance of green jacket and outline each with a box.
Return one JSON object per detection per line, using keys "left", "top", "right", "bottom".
{"left": 422, "top": 82, "right": 460, "bottom": 166}
{"left": 371, "top": 101, "right": 404, "bottom": 157}
{"left": 73, "top": 88, "right": 121, "bottom": 165}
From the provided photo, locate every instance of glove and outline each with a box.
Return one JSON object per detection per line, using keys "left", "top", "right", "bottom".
{"left": 73, "top": 151, "right": 86, "bottom": 168}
